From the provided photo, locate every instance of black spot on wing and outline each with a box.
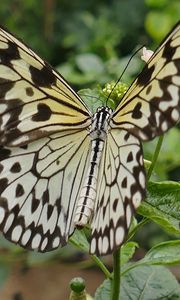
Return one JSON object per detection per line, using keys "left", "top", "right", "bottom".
{"left": 127, "top": 151, "right": 133, "bottom": 162}
{"left": 26, "top": 87, "right": 34, "bottom": 96}
{"left": 136, "top": 65, "right": 155, "bottom": 86}
{"left": 0, "top": 41, "right": 20, "bottom": 64}
{"left": 0, "top": 164, "right": 3, "bottom": 173}
{"left": 0, "top": 81, "right": 15, "bottom": 98}
{"left": 47, "top": 205, "right": 54, "bottom": 219}
{"left": 29, "top": 65, "right": 56, "bottom": 87}
{"left": 16, "top": 184, "right": 24, "bottom": 197}
{"left": 0, "top": 178, "right": 8, "bottom": 193}
{"left": 113, "top": 198, "right": 118, "bottom": 212}
{"left": 146, "top": 85, "right": 152, "bottom": 95}
{"left": 32, "top": 103, "right": 52, "bottom": 122}
{"left": 31, "top": 198, "right": 40, "bottom": 213}
{"left": 124, "top": 132, "right": 130, "bottom": 141}
{"left": 103, "top": 206, "right": 106, "bottom": 219}
{"left": 162, "top": 39, "right": 176, "bottom": 60}
{"left": 132, "top": 102, "right": 142, "bottom": 119}
{"left": 0, "top": 147, "right": 11, "bottom": 160}
{"left": 10, "top": 162, "right": 21, "bottom": 173}
{"left": 42, "top": 189, "right": 49, "bottom": 205}
{"left": 121, "top": 177, "right": 127, "bottom": 188}
{"left": 0, "top": 197, "right": 8, "bottom": 210}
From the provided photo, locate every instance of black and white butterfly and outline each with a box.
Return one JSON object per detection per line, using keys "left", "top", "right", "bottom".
{"left": 0, "top": 23, "right": 179, "bottom": 255}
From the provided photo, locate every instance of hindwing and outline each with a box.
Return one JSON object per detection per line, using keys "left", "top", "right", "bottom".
{"left": 90, "top": 129, "right": 146, "bottom": 255}
{"left": 0, "top": 130, "right": 90, "bottom": 251}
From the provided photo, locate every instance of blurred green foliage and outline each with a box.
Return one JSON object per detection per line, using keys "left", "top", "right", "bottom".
{"left": 1, "top": 0, "right": 179, "bottom": 83}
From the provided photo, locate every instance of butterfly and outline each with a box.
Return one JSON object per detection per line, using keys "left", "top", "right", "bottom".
{"left": 0, "top": 22, "right": 179, "bottom": 256}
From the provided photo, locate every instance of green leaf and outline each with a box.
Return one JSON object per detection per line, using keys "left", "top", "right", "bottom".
{"left": 69, "top": 229, "right": 89, "bottom": 253}
{"left": 142, "top": 240, "right": 180, "bottom": 266}
{"left": 145, "top": 12, "right": 172, "bottom": 41}
{"left": 145, "top": 0, "right": 169, "bottom": 8}
{"left": 94, "top": 278, "right": 111, "bottom": 300}
{"left": 76, "top": 53, "right": 104, "bottom": 74}
{"left": 143, "top": 128, "right": 180, "bottom": 180}
{"left": 120, "top": 242, "right": 138, "bottom": 265}
{"left": 58, "top": 63, "right": 97, "bottom": 85}
{"left": 138, "top": 181, "right": 180, "bottom": 235}
{"left": 78, "top": 88, "right": 107, "bottom": 113}
{"left": 159, "top": 128, "right": 180, "bottom": 164}
{"left": 121, "top": 265, "right": 180, "bottom": 300}
{"left": 123, "top": 240, "right": 180, "bottom": 273}
{"left": 94, "top": 266, "right": 180, "bottom": 300}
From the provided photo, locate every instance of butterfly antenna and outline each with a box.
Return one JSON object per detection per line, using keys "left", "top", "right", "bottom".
{"left": 106, "top": 45, "right": 144, "bottom": 106}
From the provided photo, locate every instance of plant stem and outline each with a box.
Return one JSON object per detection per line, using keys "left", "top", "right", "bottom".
{"left": 91, "top": 255, "right": 112, "bottom": 278}
{"left": 147, "top": 135, "right": 164, "bottom": 180}
{"left": 111, "top": 248, "right": 121, "bottom": 300}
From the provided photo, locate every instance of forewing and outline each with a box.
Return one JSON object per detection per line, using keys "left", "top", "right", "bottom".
{"left": 0, "top": 130, "right": 90, "bottom": 251}
{"left": 0, "top": 27, "right": 91, "bottom": 147}
{"left": 90, "top": 129, "right": 146, "bottom": 255}
{"left": 112, "top": 22, "right": 180, "bottom": 141}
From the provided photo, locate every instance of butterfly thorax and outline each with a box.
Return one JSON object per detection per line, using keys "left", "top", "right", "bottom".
{"left": 74, "top": 106, "right": 112, "bottom": 227}
{"left": 90, "top": 107, "right": 113, "bottom": 140}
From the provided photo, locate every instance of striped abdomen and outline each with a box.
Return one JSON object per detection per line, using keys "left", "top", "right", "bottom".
{"left": 74, "top": 106, "right": 112, "bottom": 226}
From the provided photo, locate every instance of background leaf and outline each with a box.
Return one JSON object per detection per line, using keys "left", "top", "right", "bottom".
{"left": 70, "top": 229, "right": 89, "bottom": 253}
{"left": 94, "top": 265, "right": 180, "bottom": 300}
{"left": 142, "top": 240, "right": 180, "bottom": 265}
{"left": 138, "top": 181, "right": 180, "bottom": 235}
{"left": 120, "top": 242, "right": 139, "bottom": 265}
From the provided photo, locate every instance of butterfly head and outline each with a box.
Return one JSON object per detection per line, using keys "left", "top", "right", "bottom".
{"left": 90, "top": 106, "right": 113, "bottom": 141}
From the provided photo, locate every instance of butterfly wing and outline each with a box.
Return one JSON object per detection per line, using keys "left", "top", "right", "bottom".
{"left": 112, "top": 22, "right": 180, "bottom": 140}
{"left": 90, "top": 129, "right": 145, "bottom": 255}
{"left": 0, "top": 130, "right": 90, "bottom": 251}
{"left": 0, "top": 27, "right": 91, "bottom": 147}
